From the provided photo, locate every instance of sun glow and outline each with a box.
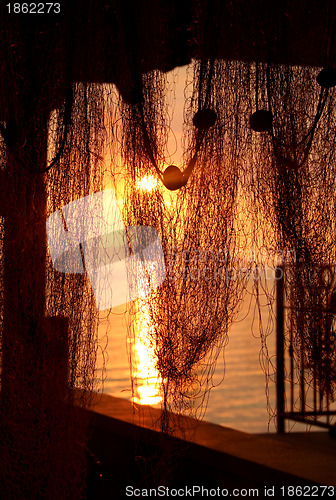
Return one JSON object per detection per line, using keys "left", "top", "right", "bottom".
{"left": 136, "top": 175, "right": 159, "bottom": 192}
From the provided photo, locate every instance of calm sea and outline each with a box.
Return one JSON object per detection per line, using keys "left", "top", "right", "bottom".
{"left": 96, "top": 278, "right": 280, "bottom": 434}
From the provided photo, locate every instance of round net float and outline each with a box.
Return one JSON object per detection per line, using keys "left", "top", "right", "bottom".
{"left": 316, "top": 68, "right": 336, "bottom": 88}
{"left": 192, "top": 108, "right": 217, "bottom": 129}
{"left": 162, "top": 165, "right": 187, "bottom": 190}
{"left": 250, "top": 109, "right": 273, "bottom": 132}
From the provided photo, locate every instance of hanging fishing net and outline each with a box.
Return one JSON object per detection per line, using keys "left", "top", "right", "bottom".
{"left": 248, "top": 60, "right": 336, "bottom": 427}
{"left": 0, "top": 9, "right": 107, "bottom": 499}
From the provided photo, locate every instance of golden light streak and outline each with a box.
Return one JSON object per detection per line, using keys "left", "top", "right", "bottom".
{"left": 131, "top": 264, "right": 162, "bottom": 405}
{"left": 132, "top": 334, "right": 162, "bottom": 405}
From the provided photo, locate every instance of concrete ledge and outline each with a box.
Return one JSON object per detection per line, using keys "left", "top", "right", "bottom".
{"left": 85, "top": 393, "right": 336, "bottom": 498}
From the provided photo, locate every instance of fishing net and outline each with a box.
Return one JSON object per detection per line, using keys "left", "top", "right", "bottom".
{"left": 119, "top": 59, "right": 248, "bottom": 427}
{"left": 1, "top": 0, "right": 336, "bottom": 497}
{"left": 0, "top": 10, "right": 106, "bottom": 499}
{"left": 248, "top": 60, "right": 336, "bottom": 427}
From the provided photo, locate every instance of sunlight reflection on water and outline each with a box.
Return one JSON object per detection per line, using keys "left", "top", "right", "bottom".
{"left": 130, "top": 296, "right": 162, "bottom": 406}
{"left": 96, "top": 278, "right": 279, "bottom": 434}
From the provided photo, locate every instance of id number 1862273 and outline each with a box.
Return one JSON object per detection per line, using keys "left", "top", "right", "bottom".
{"left": 6, "top": 3, "right": 61, "bottom": 14}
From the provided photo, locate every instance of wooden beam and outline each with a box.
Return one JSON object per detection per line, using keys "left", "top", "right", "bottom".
{"left": 0, "top": 0, "right": 334, "bottom": 115}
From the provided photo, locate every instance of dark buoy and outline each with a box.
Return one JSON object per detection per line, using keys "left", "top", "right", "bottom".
{"left": 316, "top": 68, "right": 336, "bottom": 88}
{"left": 162, "top": 165, "right": 186, "bottom": 191}
{"left": 193, "top": 108, "right": 217, "bottom": 130}
{"left": 250, "top": 110, "right": 273, "bottom": 132}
